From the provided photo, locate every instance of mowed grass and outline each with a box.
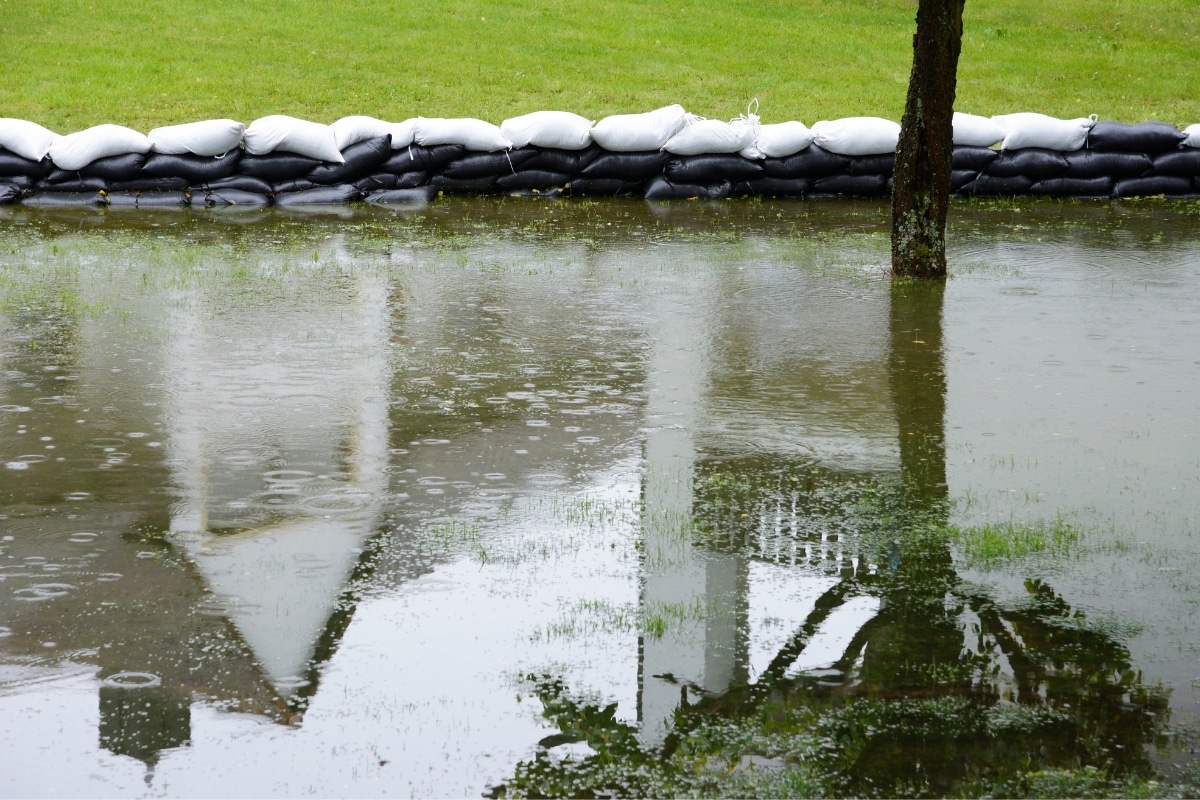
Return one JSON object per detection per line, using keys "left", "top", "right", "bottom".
{"left": 0, "top": 0, "right": 1196, "bottom": 133}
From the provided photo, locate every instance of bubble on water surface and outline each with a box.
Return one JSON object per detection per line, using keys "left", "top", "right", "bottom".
{"left": 529, "top": 473, "right": 568, "bottom": 487}
{"left": 274, "top": 675, "right": 312, "bottom": 690}
{"left": 65, "top": 492, "right": 91, "bottom": 501}
{"left": 102, "top": 672, "right": 161, "bottom": 689}
{"left": 223, "top": 454, "right": 261, "bottom": 467}
{"left": 299, "top": 491, "right": 371, "bottom": 513}
{"left": 67, "top": 532, "right": 99, "bottom": 543}
{"left": 263, "top": 470, "right": 317, "bottom": 484}
{"left": 14, "top": 583, "right": 75, "bottom": 601}
{"left": 5, "top": 462, "right": 29, "bottom": 470}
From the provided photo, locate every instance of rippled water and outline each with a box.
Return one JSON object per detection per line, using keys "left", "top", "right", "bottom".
{"left": 0, "top": 199, "right": 1198, "bottom": 797}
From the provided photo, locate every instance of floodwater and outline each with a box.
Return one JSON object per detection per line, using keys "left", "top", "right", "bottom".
{"left": 0, "top": 199, "right": 1198, "bottom": 797}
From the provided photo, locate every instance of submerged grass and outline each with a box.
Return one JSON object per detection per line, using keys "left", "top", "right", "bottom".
{"left": 1, "top": 1, "right": 1197, "bottom": 131}
{"left": 947, "top": 516, "right": 1082, "bottom": 567}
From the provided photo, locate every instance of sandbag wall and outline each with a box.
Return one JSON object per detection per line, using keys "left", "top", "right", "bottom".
{"left": 2, "top": 114, "right": 1199, "bottom": 207}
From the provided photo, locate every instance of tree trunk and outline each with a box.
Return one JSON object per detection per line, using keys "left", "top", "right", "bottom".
{"left": 891, "top": 0, "right": 966, "bottom": 279}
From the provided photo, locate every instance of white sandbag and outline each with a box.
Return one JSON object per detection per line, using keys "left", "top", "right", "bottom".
{"left": 500, "top": 111, "right": 594, "bottom": 150}
{"left": 330, "top": 116, "right": 395, "bottom": 150}
{"left": 244, "top": 115, "right": 344, "bottom": 162}
{"left": 1182, "top": 124, "right": 1200, "bottom": 149}
{"left": 591, "top": 104, "right": 688, "bottom": 152}
{"left": 414, "top": 118, "right": 511, "bottom": 151}
{"left": 148, "top": 119, "right": 244, "bottom": 156}
{"left": 811, "top": 117, "right": 901, "bottom": 156}
{"left": 952, "top": 112, "right": 1004, "bottom": 147}
{"left": 387, "top": 118, "right": 417, "bottom": 149}
{"left": 991, "top": 112, "right": 1095, "bottom": 151}
{"left": 48, "top": 124, "right": 152, "bottom": 170}
{"left": 0, "top": 118, "right": 60, "bottom": 161}
{"left": 742, "top": 121, "right": 814, "bottom": 159}
{"left": 663, "top": 115, "right": 756, "bottom": 155}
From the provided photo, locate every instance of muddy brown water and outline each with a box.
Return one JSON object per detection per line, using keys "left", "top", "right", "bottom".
{"left": 0, "top": 199, "right": 1198, "bottom": 796}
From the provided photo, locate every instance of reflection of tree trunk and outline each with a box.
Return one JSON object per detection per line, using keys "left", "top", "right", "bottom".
{"left": 888, "top": 279, "right": 948, "bottom": 498}
{"left": 856, "top": 279, "right": 957, "bottom": 695}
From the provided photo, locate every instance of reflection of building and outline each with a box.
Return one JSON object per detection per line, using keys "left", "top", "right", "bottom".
{"left": 636, "top": 256, "right": 912, "bottom": 742}
{"left": 161, "top": 261, "right": 394, "bottom": 690}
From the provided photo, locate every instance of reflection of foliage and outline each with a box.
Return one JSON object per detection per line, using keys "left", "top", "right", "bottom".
{"left": 492, "top": 470, "right": 1179, "bottom": 798}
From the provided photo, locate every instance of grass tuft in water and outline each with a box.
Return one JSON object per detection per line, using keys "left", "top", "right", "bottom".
{"left": 947, "top": 516, "right": 1082, "bottom": 566}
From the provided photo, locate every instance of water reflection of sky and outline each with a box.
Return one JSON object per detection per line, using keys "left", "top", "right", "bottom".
{"left": 1, "top": 203, "right": 1198, "bottom": 795}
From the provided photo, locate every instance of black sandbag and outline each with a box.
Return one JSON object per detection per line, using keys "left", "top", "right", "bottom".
{"left": 382, "top": 144, "right": 466, "bottom": 175}
{"left": 354, "top": 173, "right": 400, "bottom": 191}
{"left": 1063, "top": 150, "right": 1152, "bottom": 179}
{"left": 664, "top": 154, "right": 764, "bottom": 183}
{"left": 136, "top": 190, "right": 190, "bottom": 208}
{"left": 201, "top": 175, "right": 274, "bottom": 194}
{"left": 950, "top": 170, "right": 979, "bottom": 192}
{"left": 811, "top": 173, "right": 889, "bottom": 197}
{"left": 34, "top": 176, "right": 108, "bottom": 193}
{"left": 353, "top": 171, "right": 427, "bottom": 191}
{"left": 307, "top": 135, "right": 392, "bottom": 184}
{"left": 272, "top": 179, "right": 320, "bottom": 194}
{"left": 760, "top": 146, "right": 849, "bottom": 179}
{"left": 0, "top": 148, "right": 53, "bottom": 179}
{"left": 1113, "top": 176, "right": 1194, "bottom": 197}
{"left": 1030, "top": 177, "right": 1114, "bottom": 197}
{"left": 202, "top": 189, "right": 271, "bottom": 208}
{"left": 952, "top": 146, "right": 999, "bottom": 171}
{"left": 239, "top": 152, "right": 324, "bottom": 181}
{"left": 1150, "top": 150, "right": 1200, "bottom": 177}
{"left": 643, "top": 176, "right": 732, "bottom": 200}
{"left": 846, "top": 153, "right": 895, "bottom": 176}
{"left": 109, "top": 177, "right": 189, "bottom": 192}
{"left": 274, "top": 184, "right": 363, "bottom": 206}
{"left": 441, "top": 150, "right": 537, "bottom": 180}
{"left": 3, "top": 175, "right": 34, "bottom": 190}
{"left": 745, "top": 177, "right": 810, "bottom": 197}
{"left": 496, "top": 170, "right": 571, "bottom": 189}
{"left": 521, "top": 144, "right": 602, "bottom": 174}
{"left": 21, "top": 191, "right": 108, "bottom": 207}
{"left": 0, "top": 183, "right": 22, "bottom": 204}
{"left": 429, "top": 175, "right": 499, "bottom": 193}
{"left": 985, "top": 149, "right": 1068, "bottom": 179}
{"left": 47, "top": 159, "right": 144, "bottom": 183}
{"left": 68, "top": 152, "right": 147, "bottom": 181}
{"left": 365, "top": 186, "right": 439, "bottom": 204}
{"left": 141, "top": 151, "right": 241, "bottom": 182}
{"left": 966, "top": 174, "right": 1034, "bottom": 195}
{"left": 1087, "top": 121, "right": 1185, "bottom": 153}
{"left": 566, "top": 177, "right": 643, "bottom": 197}
{"left": 104, "top": 191, "right": 141, "bottom": 208}
{"left": 580, "top": 150, "right": 668, "bottom": 180}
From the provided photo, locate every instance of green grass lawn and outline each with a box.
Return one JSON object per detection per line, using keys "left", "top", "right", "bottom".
{"left": 1, "top": 0, "right": 1197, "bottom": 133}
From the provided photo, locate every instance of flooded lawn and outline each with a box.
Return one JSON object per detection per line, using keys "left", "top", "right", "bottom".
{"left": 1, "top": 199, "right": 1198, "bottom": 797}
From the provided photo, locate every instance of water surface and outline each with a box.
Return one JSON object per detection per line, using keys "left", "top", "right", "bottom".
{"left": 1, "top": 199, "right": 1198, "bottom": 797}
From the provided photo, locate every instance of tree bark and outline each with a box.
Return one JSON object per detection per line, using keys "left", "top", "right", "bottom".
{"left": 891, "top": 0, "right": 966, "bottom": 279}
